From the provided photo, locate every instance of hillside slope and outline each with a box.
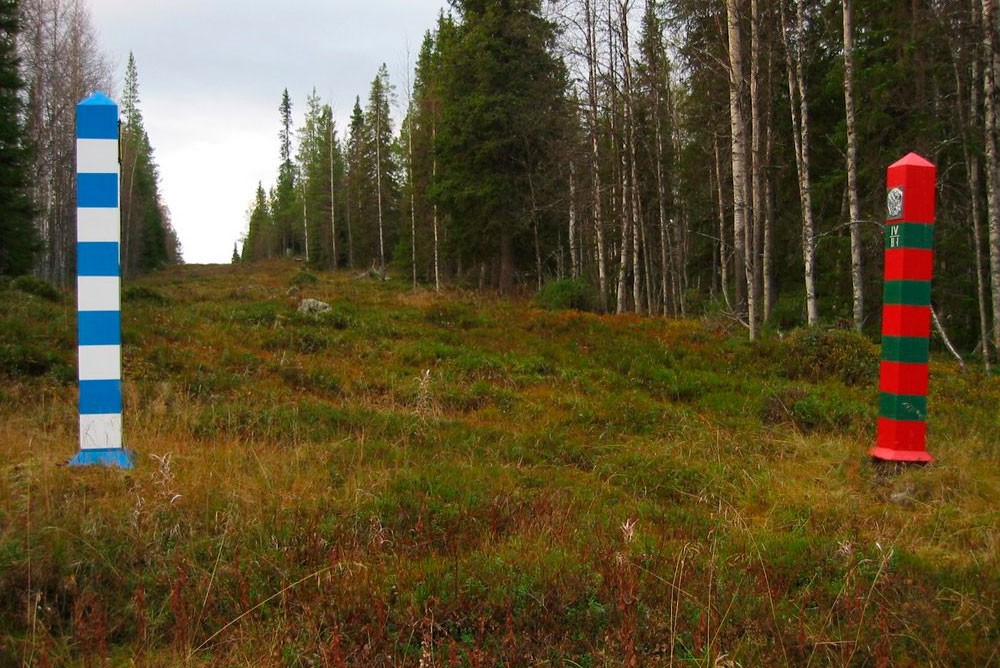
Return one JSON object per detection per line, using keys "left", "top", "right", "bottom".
{"left": 1, "top": 261, "right": 998, "bottom": 666}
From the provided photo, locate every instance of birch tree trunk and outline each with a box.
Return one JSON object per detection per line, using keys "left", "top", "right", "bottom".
{"left": 961, "top": 0, "right": 991, "bottom": 369}
{"left": 330, "top": 124, "right": 338, "bottom": 269}
{"left": 376, "top": 105, "right": 386, "bottom": 270}
{"left": 585, "top": 0, "right": 608, "bottom": 311}
{"left": 843, "top": 0, "right": 865, "bottom": 330}
{"left": 569, "top": 160, "right": 579, "bottom": 279}
{"left": 750, "top": 0, "right": 764, "bottom": 327}
{"left": 647, "top": 0, "right": 674, "bottom": 316}
{"left": 619, "top": 0, "right": 644, "bottom": 314}
{"left": 714, "top": 135, "right": 731, "bottom": 310}
{"left": 982, "top": 0, "right": 1000, "bottom": 357}
{"left": 609, "top": 3, "right": 631, "bottom": 314}
{"left": 763, "top": 36, "right": 776, "bottom": 321}
{"left": 781, "top": 0, "right": 819, "bottom": 326}
{"left": 432, "top": 121, "right": 440, "bottom": 291}
{"left": 726, "top": 0, "right": 752, "bottom": 336}
{"left": 408, "top": 118, "right": 417, "bottom": 289}
{"left": 967, "top": 69, "right": 992, "bottom": 369}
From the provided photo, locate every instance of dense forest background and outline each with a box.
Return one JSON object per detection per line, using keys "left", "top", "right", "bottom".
{"left": 0, "top": 0, "right": 179, "bottom": 286}
{"left": 241, "top": 0, "right": 1000, "bottom": 365}
{"left": 1, "top": 0, "right": 997, "bottom": 363}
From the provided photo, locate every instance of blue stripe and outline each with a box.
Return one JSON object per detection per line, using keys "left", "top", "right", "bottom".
{"left": 69, "top": 448, "right": 134, "bottom": 468}
{"left": 77, "top": 242, "right": 119, "bottom": 277}
{"left": 80, "top": 380, "right": 122, "bottom": 414}
{"left": 78, "top": 311, "right": 121, "bottom": 346}
{"left": 77, "top": 174, "right": 118, "bottom": 208}
{"left": 76, "top": 100, "right": 119, "bottom": 140}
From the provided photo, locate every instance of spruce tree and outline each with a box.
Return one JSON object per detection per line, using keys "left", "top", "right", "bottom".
{"left": 433, "top": 0, "right": 568, "bottom": 293}
{"left": 242, "top": 183, "right": 272, "bottom": 260}
{"left": 273, "top": 89, "right": 299, "bottom": 255}
{"left": 363, "top": 65, "right": 400, "bottom": 270}
{"left": 345, "top": 97, "right": 366, "bottom": 268}
{"left": 120, "top": 53, "right": 173, "bottom": 276}
{"left": 0, "top": 0, "right": 38, "bottom": 276}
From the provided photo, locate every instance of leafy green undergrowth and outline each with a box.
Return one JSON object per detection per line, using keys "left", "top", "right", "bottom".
{"left": 0, "top": 260, "right": 997, "bottom": 666}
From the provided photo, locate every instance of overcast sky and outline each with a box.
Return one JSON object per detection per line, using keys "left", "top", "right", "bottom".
{"left": 87, "top": 0, "right": 451, "bottom": 264}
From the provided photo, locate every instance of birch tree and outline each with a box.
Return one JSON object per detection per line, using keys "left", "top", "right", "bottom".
{"left": 842, "top": 0, "right": 864, "bottom": 330}
{"left": 726, "top": 0, "right": 753, "bottom": 336}
{"left": 983, "top": 0, "right": 1000, "bottom": 357}
{"left": 780, "top": 0, "right": 818, "bottom": 327}
{"left": 19, "top": 0, "right": 111, "bottom": 285}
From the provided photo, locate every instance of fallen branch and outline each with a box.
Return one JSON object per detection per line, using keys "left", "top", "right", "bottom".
{"left": 931, "top": 306, "right": 965, "bottom": 371}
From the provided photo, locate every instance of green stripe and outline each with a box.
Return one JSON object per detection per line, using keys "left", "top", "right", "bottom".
{"left": 880, "top": 393, "right": 928, "bottom": 421}
{"left": 885, "top": 223, "right": 934, "bottom": 250}
{"left": 883, "top": 280, "right": 931, "bottom": 306}
{"left": 881, "top": 336, "right": 930, "bottom": 363}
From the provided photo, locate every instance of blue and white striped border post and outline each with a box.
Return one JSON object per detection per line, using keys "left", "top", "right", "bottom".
{"left": 70, "top": 92, "right": 133, "bottom": 468}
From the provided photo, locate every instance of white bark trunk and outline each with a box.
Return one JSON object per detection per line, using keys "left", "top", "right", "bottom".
{"left": 569, "top": 160, "right": 579, "bottom": 279}
{"left": 983, "top": 0, "right": 1000, "bottom": 357}
{"left": 586, "top": 0, "right": 608, "bottom": 310}
{"left": 726, "top": 0, "right": 752, "bottom": 336}
{"left": 843, "top": 0, "right": 865, "bottom": 330}
{"left": 750, "top": 0, "right": 764, "bottom": 327}
{"left": 330, "top": 124, "right": 338, "bottom": 269}
{"left": 781, "top": 0, "right": 819, "bottom": 327}
{"left": 376, "top": 104, "right": 385, "bottom": 270}
{"left": 432, "top": 122, "right": 440, "bottom": 292}
{"left": 963, "top": 0, "right": 991, "bottom": 369}
{"left": 714, "top": 136, "right": 732, "bottom": 310}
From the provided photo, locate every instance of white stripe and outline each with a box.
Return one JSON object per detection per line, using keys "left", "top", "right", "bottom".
{"left": 79, "top": 413, "right": 123, "bottom": 450}
{"left": 79, "top": 345, "right": 121, "bottom": 381}
{"left": 78, "top": 208, "right": 120, "bottom": 243}
{"left": 77, "top": 276, "right": 120, "bottom": 312}
{"left": 77, "top": 138, "right": 119, "bottom": 174}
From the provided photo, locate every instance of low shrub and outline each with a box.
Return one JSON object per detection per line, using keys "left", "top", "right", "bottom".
{"left": 123, "top": 285, "right": 170, "bottom": 304}
{"left": 535, "top": 278, "right": 595, "bottom": 312}
{"left": 761, "top": 385, "right": 875, "bottom": 433}
{"left": 11, "top": 275, "right": 61, "bottom": 302}
{"left": 290, "top": 270, "right": 319, "bottom": 287}
{"left": 783, "top": 327, "right": 878, "bottom": 386}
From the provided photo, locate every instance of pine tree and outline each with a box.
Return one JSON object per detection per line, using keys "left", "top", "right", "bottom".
{"left": 0, "top": 0, "right": 38, "bottom": 276}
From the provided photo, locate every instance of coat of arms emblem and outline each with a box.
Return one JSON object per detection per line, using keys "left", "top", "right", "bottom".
{"left": 887, "top": 186, "right": 904, "bottom": 220}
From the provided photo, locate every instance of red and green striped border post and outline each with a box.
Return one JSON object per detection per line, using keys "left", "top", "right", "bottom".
{"left": 871, "top": 153, "right": 935, "bottom": 463}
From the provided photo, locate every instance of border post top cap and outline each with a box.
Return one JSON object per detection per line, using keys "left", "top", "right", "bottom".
{"left": 79, "top": 92, "right": 116, "bottom": 107}
{"left": 890, "top": 152, "right": 935, "bottom": 169}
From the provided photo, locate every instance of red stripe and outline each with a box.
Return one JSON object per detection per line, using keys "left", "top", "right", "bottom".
{"left": 882, "top": 304, "right": 931, "bottom": 337}
{"left": 875, "top": 417, "right": 928, "bottom": 454}
{"left": 884, "top": 248, "right": 933, "bottom": 281}
{"left": 879, "top": 361, "right": 930, "bottom": 395}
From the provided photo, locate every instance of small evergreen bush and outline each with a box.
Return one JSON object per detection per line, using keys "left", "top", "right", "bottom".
{"left": 535, "top": 278, "right": 594, "bottom": 311}
{"left": 123, "top": 285, "right": 170, "bottom": 304}
{"left": 783, "top": 327, "right": 878, "bottom": 386}
{"left": 290, "top": 271, "right": 319, "bottom": 287}
{"left": 11, "top": 275, "right": 61, "bottom": 302}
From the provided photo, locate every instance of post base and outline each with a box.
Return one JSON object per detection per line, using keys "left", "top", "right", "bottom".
{"left": 69, "top": 448, "right": 136, "bottom": 468}
{"left": 869, "top": 446, "right": 934, "bottom": 463}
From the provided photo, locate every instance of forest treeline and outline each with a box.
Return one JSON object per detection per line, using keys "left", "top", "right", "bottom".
{"left": 241, "top": 0, "right": 991, "bottom": 364}
{"left": 0, "top": 0, "right": 178, "bottom": 286}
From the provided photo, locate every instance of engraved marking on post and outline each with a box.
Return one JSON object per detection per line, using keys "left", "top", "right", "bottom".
{"left": 889, "top": 225, "right": 900, "bottom": 248}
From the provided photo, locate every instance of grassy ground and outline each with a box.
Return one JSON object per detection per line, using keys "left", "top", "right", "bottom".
{"left": 1, "top": 260, "right": 998, "bottom": 667}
